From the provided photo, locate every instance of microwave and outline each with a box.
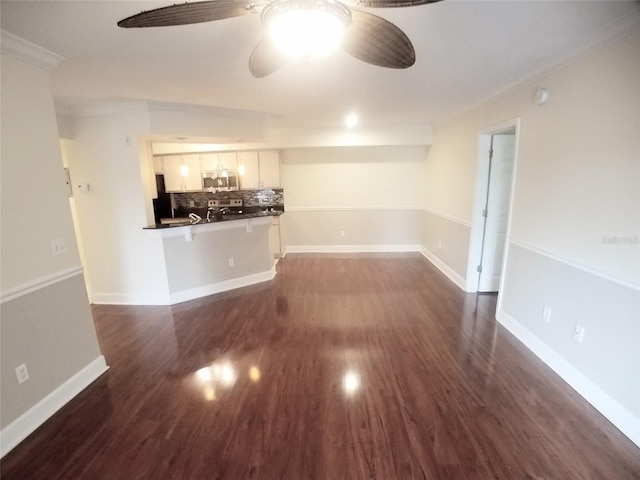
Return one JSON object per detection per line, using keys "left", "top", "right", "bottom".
{"left": 203, "top": 170, "right": 239, "bottom": 191}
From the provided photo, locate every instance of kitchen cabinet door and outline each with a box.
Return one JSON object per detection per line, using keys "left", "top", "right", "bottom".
{"left": 259, "top": 150, "right": 281, "bottom": 188}
{"left": 153, "top": 156, "right": 164, "bottom": 174}
{"left": 164, "top": 154, "right": 202, "bottom": 192}
{"left": 163, "top": 155, "right": 184, "bottom": 192}
{"left": 200, "top": 153, "right": 219, "bottom": 172}
{"left": 183, "top": 154, "right": 203, "bottom": 191}
{"left": 238, "top": 151, "right": 259, "bottom": 189}
{"left": 218, "top": 152, "right": 238, "bottom": 172}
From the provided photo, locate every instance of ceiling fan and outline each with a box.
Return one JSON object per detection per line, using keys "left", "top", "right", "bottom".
{"left": 118, "top": 0, "right": 442, "bottom": 77}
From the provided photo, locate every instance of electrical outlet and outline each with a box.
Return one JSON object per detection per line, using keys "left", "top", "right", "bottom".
{"left": 574, "top": 324, "right": 585, "bottom": 343}
{"left": 340, "top": 230, "right": 345, "bottom": 237}
{"left": 438, "top": 240, "right": 442, "bottom": 249}
{"left": 228, "top": 258, "right": 234, "bottom": 267}
{"left": 542, "top": 305, "right": 552, "bottom": 323}
{"left": 189, "top": 200, "right": 195, "bottom": 207}
{"left": 51, "top": 238, "right": 66, "bottom": 256}
{"left": 15, "top": 363, "right": 29, "bottom": 384}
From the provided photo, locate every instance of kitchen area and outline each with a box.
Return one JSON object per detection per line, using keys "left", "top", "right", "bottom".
{"left": 61, "top": 104, "right": 426, "bottom": 308}
{"left": 148, "top": 147, "right": 285, "bottom": 263}
{"left": 132, "top": 144, "right": 287, "bottom": 305}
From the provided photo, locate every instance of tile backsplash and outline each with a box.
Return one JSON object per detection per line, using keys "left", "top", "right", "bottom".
{"left": 173, "top": 188, "right": 284, "bottom": 209}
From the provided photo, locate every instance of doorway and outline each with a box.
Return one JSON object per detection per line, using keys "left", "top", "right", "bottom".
{"left": 466, "top": 120, "right": 520, "bottom": 297}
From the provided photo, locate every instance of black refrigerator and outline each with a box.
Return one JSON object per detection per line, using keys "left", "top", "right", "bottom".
{"left": 153, "top": 175, "right": 172, "bottom": 224}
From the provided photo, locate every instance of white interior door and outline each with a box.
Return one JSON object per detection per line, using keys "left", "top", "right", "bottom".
{"left": 478, "top": 133, "right": 515, "bottom": 292}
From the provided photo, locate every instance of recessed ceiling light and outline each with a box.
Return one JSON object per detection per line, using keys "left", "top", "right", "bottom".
{"left": 345, "top": 113, "right": 358, "bottom": 128}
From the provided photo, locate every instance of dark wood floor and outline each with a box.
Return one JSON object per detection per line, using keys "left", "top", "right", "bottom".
{"left": 2, "top": 253, "right": 639, "bottom": 479}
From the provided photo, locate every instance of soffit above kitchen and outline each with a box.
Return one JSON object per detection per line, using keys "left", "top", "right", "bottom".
{"left": 1, "top": 1, "right": 638, "bottom": 129}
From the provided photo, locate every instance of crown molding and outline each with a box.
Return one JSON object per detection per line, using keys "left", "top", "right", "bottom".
{"left": 146, "top": 101, "right": 274, "bottom": 122}
{"left": 63, "top": 99, "right": 274, "bottom": 121}
{"left": 1, "top": 30, "right": 64, "bottom": 71}
{"left": 67, "top": 100, "right": 150, "bottom": 118}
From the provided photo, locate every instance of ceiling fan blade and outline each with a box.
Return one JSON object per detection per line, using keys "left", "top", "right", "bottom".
{"left": 118, "top": 1, "right": 257, "bottom": 28}
{"left": 249, "top": 39, "right": 289, "bottom": 78}
{"left": 342, "top": 10, "right": 415, "bottom": 69}
{"left": 344, "top": 0, "right": 442, "bottom": 8}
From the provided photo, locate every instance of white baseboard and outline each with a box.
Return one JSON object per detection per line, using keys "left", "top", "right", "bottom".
{"left": 285, "top": 244, "right": 421, "bottom": 253}
{"left": 91, "top": 292, "right": 171, "bottom": 306}
{"left": 90, "top": 267, "right": 277, "bottom": 306}
{"left": 419, "top": 247, "right": 469, "bottom": 291}
{"left": 169, "top": 267, "right": 277, "bottom": 305}
{"left": 0, "top": 355, "right": 109, "bottom": 458}
{"left": 496, "top": 309, "right": 640, "bottom": 448}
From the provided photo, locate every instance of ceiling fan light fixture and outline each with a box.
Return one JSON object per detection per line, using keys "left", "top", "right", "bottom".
{"left": 262, "top": 0, "right": 351, "bottom": 59}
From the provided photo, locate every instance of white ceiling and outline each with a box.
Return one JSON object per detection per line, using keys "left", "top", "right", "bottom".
{"left": 1, "top": 1, "right": 639, "bottom": 129}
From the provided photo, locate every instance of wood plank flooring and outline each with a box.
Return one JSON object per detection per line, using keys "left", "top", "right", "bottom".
{"left": 2, "top": 253, "right": 639, "bottom": 479}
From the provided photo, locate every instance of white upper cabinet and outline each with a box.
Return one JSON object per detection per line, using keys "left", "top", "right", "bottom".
{"left": 258, "top": 150, "right": 281, "bottom": 188}
{"left": 238, "top": 151, "right": 260, "bottom": 189}
{"left": 200, "top": 152, "right": 238, "bottom": 173}
{"left": 160, "top": 149, "right": 279, "bottom": 192}
{"left": 218, "top": 152, "right": 238, "bottom": 172}
{"left": 238, "top": 150, "right": 280, "bottom": 189}
{"left": 163, "top": 154, "right": 203, "bottom": 192}
{"left": 199, "top": 153, "right": 219, "bottom": 172}
{"left": 153, "top": 156, "right": 164, "bottom": 174}
{"left": 183, "top": 155, "right": 203, "bottom": 191}
{"left": 163, "top": 155, "right": 183, "bottom": 192}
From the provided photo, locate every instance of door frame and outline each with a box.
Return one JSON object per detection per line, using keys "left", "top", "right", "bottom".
{"left": 465, "top": 118, "right": 521, "bottom": 310}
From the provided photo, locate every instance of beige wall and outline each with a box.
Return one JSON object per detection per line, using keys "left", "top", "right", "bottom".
{"left": 64, "top": 102, "right": 286, "bottom": 305}
{"left": 64, "top": 111, "right": 171, "bottom": 305}
{"left": 0, "top": 52, "right": 104, "bottom": 450}
{"left": 426, "top": 30, "right": 639, "bottom": 284}
{"left": 161, "top": 218, "right": 273, "bottom": 298}
{"left": 422, "top": 30, "right": 640, "bottom": 444}
{"left": 0, "top": 55, "right": 81, "bottom": 290}
{"left": 281, "top": 145, "right": 427, "bottom": 250}
{"left": 421, "top": 211, "right": 470, "bottom": 284}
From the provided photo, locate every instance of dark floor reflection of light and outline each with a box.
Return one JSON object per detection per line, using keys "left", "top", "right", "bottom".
{"left": 343, "top": 370, "right": 361, "bottom": 396}
{"left": 249, "top": 366, "right": 261, "bottom": 382}
{"left": 193, "top": 361, "right": 238, "bottom": 401}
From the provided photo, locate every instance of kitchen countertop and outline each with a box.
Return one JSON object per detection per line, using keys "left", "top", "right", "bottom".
{"left": 144, "top": 210, "right": 283, "bottom": 230}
